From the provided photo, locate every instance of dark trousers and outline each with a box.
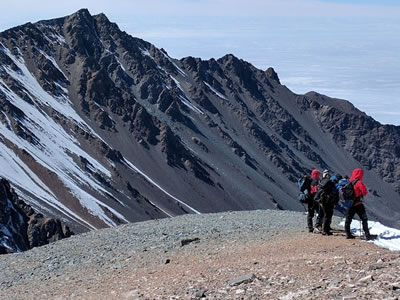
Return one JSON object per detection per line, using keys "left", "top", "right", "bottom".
{"left": 307, "top": 201, "right": 323, "bottom": 230}
{"left": 321, "top": 202, "right": 334, "bottom": 233}
{"left": 345, "top": 203, "right": 370, "bottom": 236}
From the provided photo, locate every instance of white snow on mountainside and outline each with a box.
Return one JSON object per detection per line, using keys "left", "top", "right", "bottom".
{"left": 0, "top": 44, "right": 126, "bottom": 228}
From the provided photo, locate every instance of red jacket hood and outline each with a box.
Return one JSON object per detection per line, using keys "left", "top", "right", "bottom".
{"left": 350, "top": 168, "right": 364, "bottom": 181}
{"left": 349, "top": 168, "right": 368, "bottom": 198}
{"left": 311, "top": 169, "right": 321, "bottom": 180}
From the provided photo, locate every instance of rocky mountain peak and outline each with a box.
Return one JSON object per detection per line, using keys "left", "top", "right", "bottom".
{"left": 68, "top": 8, "right": 94, "bottom": 23}
{"left": 0, "top": 9, "right": 399, "bottom": 236}
{"left": 93, "top": 12, "right": 112, "bottom": 25}
{"left": 266, "top": 67, "right": 280, "bottom": 84}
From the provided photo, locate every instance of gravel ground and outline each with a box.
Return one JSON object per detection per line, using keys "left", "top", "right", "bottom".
{"left": 0, "top": 210, "right": 399, "bottom": 299}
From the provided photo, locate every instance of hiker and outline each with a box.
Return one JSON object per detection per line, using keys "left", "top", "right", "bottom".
{"left": 307, "top": 169, "right": 323, "bottom": 233}
{"left": 315, "top": 170, "right": 338, "bottom": 236}
{"left": 344, "top": 168, "right": 376, "bottom": 240}
{"left": 334, "top": 175, "right": 349, "bottom": 215}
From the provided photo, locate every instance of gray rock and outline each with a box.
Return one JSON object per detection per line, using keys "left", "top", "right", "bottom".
{"left": 181, "top": 237, "right": 200, "bottom": 247}
{"left": 343, "top": 293, "right": 358, "bottom": 299}
{"left": 358, "top": 275, "right": 374, "bottom": 283}
{"left": 330, "top": 279, "right": 341, "bottom": 286}
{"left": 228, "top": 274, "right": 256, "bottom": 286}
{"left": 368, "top": 264, "right": 385, "bottom": 271}
{"left": 389, "top": 283, "right": 400, "bottom": 291}
{"left": 194, "top": 288, "right": 208, "bottom": 298}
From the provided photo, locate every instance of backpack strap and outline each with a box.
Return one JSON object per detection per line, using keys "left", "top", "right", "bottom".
{"left": 351, "top": 178, "right": 361, "bottom": 203}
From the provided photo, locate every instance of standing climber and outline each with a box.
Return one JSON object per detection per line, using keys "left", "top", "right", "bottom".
{"left": 307, "top": 169, "right": 323, "bottom": 233}
{"left": 315, "top": 170, "right": 338, "bottom": 236}
{"left": 344, "top": 168, "right": 376, "bottom": 240}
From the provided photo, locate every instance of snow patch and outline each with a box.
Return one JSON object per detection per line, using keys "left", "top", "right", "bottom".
{"left": 114, "top": 55, "right": 126, "bottom": 71}
{"left": 37, "top": 24, "right": 66, "bottom": 45}
{"left": 171, "top": 76, "right": 184, "bottom": 92}
{"left": 0, "top": 142, "right": 98, "bottom": 230}
{"left": 1, "top": 112, "right": 12, "bottom": 128}
{"left": 340, "top": 219, "right": 400, "bottom": 251}
{"left": 140, "top": 48, "right": 152, "bottom": 58}
{"left": 160, "top": 51, "right": 187, "bottom": 77}
{"left": 52, "top": 33, "right": 66, "bottom": 45}
{"left": 35, "top": 47, "right": 67, "bottom": 79}
{"left": 123, "top": 159, "right": 201, "bottom": 215}
{"left": 170, "top": 77, "right": 204, "bottom": 115}
{"left": 54, "top": 81, "right": 69, "bottom": 96}
{"left": 204, "top": 81, "right": 227, "bottom": 100}
{"left": 178, "top": 95, "right": 204, "bottom": 115}
{"left": 0, "top": 46, "right": 127, "bottom": 228}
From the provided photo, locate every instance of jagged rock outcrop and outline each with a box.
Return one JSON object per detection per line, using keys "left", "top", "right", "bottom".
{"left": 0, "top": 9, "right": 399, "bottom": 231}
{"left": 0, "top": 178, "right": 72, "bottom": 254}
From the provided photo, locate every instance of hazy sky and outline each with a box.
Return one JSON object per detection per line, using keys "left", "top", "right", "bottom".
{"left": 1, "top": 0, "right": 399, "bottom": 125}
{"left": 1, "top": 0, "right": 400, "bottom": 29}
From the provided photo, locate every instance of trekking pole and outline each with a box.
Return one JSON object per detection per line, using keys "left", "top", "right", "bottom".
{"left": 301, "top": 203, "right": 307, "bottom": 213}
{"left": 360, "top": 220, "right": 363, "bottom": 238}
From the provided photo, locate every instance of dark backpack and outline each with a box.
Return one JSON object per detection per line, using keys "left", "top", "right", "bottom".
{"left": 297, "top": 175, "right": 312, "bottom": 204}
{"left": 314, "top": 178, "right": 336, "bottom": 205}
{"left": 338, "top": 178, "right": 359, "bottom": 208}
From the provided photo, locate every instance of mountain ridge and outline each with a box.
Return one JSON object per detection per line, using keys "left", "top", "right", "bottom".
{"left": 0, "top": 9, "right": 399, "bottom": 232}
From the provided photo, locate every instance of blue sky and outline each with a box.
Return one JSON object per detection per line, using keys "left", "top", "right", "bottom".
{"left": 322, "top": 0, "right": 400, "bottom": 5}
{"left": 1, "top": 0, "right": 400, "bottom": 28}
{"left": 1, "top": 0, "right": 399, "bottom": 125}
{"left": 1, "top": 1, "right": 400, "bottom": 31}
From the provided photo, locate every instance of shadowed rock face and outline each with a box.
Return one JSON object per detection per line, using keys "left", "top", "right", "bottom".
{"left": 0, "top": 178, "right": 72, "bottom": 254}
{"left": 0, "top": 9, "right": 399, "bottom": 231}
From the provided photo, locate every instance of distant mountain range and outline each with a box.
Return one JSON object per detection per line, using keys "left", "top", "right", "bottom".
{"left": 1, "top": 9, "right": 399, "bottom": 233}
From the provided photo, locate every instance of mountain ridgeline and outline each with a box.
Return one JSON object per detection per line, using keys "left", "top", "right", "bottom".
{"left": 0, "top": 9, "right": 399, "bottom": 233}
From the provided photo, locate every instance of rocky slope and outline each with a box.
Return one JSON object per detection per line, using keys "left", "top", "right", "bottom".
{"left": 0, "top": 177, "right": 72, "bottom": 254}
{"left": 0, "top": 9, "right": 399, "bottom": 232}
{"left": 0, "top": 210, "right": 399, "bottom": 299}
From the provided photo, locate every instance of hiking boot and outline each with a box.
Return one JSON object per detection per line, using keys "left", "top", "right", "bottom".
{"left": 346, "top": 234, "right": 355, "bottom": 239}
{"left": 366, "top": 234, "right": 377, "bottom": 241}
{"left": 313, "top": 227, "right": 321, "bottom": 234}
{"left": 308, "top": 228, "right": 314, "bottom": 233}
{"left": 322, "top": 231, "right": 333, "bottom": 236}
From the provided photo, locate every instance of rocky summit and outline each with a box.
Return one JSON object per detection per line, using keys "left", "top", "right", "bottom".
{"left": 0, "top": 9, "right": 399, "bottom": 235}
{"left": 0, "top": 211, "right": 399, "bottom": 299}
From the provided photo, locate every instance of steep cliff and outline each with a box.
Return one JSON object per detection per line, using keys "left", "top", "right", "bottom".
{"left": 0, "top": 178, "right": 72, "bottom": 254}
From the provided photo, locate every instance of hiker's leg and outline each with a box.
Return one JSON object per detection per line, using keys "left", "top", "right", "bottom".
{"left": 345, "top": 206, "right": 356, "bottom": 236}
{"left": 315, "top": 203, "right": 323, "bottom": 228}
{"left": 356, "top": 204, "right": 370, "bottom": 237}
{"left": 307, "top": 202, "right": 314, "bottom": 231}
{"left": 323, "top": 204, "right": 334, "bottom": 234}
